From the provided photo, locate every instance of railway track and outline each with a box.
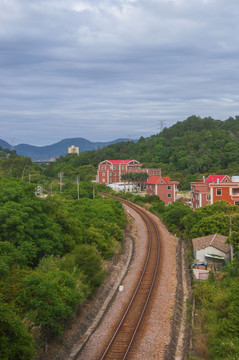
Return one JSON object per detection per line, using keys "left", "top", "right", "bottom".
{"left": 98, "top": 193, "right": 161, "bottom": 360}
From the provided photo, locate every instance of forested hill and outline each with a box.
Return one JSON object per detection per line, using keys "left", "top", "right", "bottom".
{"left": 75, "top": 115, "right": 239, "bottom": 177}
{"left": 0, "top": 145, "right": 14, "bottom": 158}
{"left": 0, "top": 137, "right": 131, "bottom": 161}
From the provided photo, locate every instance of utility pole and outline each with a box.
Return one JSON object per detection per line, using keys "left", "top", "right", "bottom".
{"left": 76, "top": 175, "right": 80, "bottom": 200}
{"left": 36, "top": 186, "right": 43, "bottom": 197}
{"left": 229, "top": 215, "right": 232, "bottom": 236}
{"left": 58, "top": 173, "right": 63, "bottom": 193}
{"left": 229, "top": 215, "right": 234, "bottom": 262}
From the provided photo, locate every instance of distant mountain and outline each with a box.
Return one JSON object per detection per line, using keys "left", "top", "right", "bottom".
{"left": 0, "top": 137, "right": 131, "bottom": 161}
{"left": 0, "top": 139, "right": 12, "bottom": 150}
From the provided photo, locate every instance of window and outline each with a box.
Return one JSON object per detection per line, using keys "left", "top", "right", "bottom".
{"left": 113, "top": 166, "right": 116, "bottom": 170}
{"left": 207, "top": 194, "right": 211, "bottom": 201}
{"left": 216, "top": 188, "right": 222, "bottom": 196}
{"left": 102, "top": 178, "right": 105, "bottom": 182}
{"left": 235, "top": 201, "right": 239, "bottom": 206}
{"left": 102, "top": 172, "right": 105, "bottom": 176}
{"left": 122, "top": 166, "right": 124, "bottom": 170}
{"left": 114, "top": 172, "right": 116, "bottom": 176}
{"left": 168, "top": 185, "right": 171, "bottom": 190}
{"left": 102, "top": 166, "right": 104, "bottom": 170}
{"left": 168, "top": 193, "right": 172, "bottom": 198}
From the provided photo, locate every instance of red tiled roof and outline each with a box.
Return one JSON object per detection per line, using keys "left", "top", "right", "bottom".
{"left": 163, "top": 176, "right": 171, "bottom": 183}
{"left": 192, "top": 234, "right": 230, "bottom": 253}
{"left": 146, "top": 176, "right": 162, "bottom": 184}
{"left": 206, "top": 175, "right": 226, "bottom": 183}
{"left": 106, "top": 159, "right": 138, "bottom": 164}
{"left": 146, "top": 176, "right": 171, "bottom": 184}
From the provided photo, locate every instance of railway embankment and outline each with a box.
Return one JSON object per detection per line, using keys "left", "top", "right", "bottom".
{"left": 39, "top": 200, "right": 187, "bottom": 360}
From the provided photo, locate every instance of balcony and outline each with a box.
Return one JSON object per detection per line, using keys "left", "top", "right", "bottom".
{"left": 231, "top": 188, "right": 239, "bottom": 197}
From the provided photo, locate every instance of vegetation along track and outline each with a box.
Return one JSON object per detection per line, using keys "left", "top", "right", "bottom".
{"left": 98, "top": 193, "right": 161, "bottom": 360}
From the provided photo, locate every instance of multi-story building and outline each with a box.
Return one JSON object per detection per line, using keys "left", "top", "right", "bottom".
{"left": 146, "top": 175, "right": 179, "bottom": 205}
{"left": 96, "top": 159, "right": 161, "bottom": 184}
{"left": 190, "top": 179, "right": 212, "bottom": 210}
{"left": 209, "top": 176, "right": 239, "bottom": 206}
{"left": 190, "top": 174, "right": 239, "bottom": 209}
{"left": 68, "top": 145, "right": 79, "bottom": 155}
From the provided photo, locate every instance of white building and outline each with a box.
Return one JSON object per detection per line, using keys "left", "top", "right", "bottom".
{"left": 107, "top": 182, "right": 138, "bottom": 192}
{"left": 192, "top": 233, "right": 231, "bottom": 271}
{"left": 68, "top": 145, "right": 79, "bottom": 155}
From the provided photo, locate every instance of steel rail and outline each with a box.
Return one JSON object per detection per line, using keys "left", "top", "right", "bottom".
{"left": 98, "top": 193, "right": 161, "bottom": 360}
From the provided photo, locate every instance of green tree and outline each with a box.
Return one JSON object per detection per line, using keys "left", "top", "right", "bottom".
{"left": 0, "top": 297, "right": 36, "bottom": 360}
{"left": 17, "top": 271, "right": 82, "bottom": 336}
{"left": 73, "top": 244, "right": 106, "bottom": 289}
{"left": 161, "top": 202, "right": 192, "bottom": 234}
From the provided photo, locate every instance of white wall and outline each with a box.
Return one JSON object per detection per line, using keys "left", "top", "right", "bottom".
{"left": 195, "top": 246, "right": 229, "bottom": 262}
{"left": 107, "top": 182, "right": 137, "bottom": 192}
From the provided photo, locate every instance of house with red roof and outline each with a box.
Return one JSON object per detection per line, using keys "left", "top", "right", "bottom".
{"left": 190, "top": 174, "right": 239, "bottom": 209}
{"left": 96, "top": 159, "right": 161, "bottom": 184}
{"left": 146, "top": 175, "right": 179, "bottom": 204}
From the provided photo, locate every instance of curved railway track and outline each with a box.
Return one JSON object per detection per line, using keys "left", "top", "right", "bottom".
{"left": 98, "top": 193, "right": 161, "bottom": 360}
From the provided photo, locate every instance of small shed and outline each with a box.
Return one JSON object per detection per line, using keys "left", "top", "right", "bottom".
{"left": 192, "top": 234, "right": 230, "bottom": 271}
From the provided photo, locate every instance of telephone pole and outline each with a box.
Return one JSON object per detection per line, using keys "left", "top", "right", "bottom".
{"left": 229, "top": 215, "right": 234, "bottom": 262}
{"left": 58, "top": 173, "right": 63, "bottom": 193}
{"left": 76, "top": 175, "right": 80, "bottom": 200}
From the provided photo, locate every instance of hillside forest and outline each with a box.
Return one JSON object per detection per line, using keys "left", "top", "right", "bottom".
{"left": 2, "top": 115, "right": 239, "bottom": 190}
{"left": 1, "top": 115, "right": 239, "bottom": 359}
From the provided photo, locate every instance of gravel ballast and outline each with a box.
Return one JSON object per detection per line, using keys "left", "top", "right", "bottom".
{"left": 76, "top": 205, "right": 178, "bottom": 360}
{"left": 41, "top": 204, "right": 179, "bottom": 360}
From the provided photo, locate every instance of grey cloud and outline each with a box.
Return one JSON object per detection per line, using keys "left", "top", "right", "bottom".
{"left": 0, "top": 0, "right": 239, "bottom": 145}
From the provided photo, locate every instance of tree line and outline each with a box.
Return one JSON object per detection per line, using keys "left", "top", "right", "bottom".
{"left": 2, "top": 115, "right": 239, "bottom": 190}
{"left": 0, "top": 178, "right": 126, "bottom": 359}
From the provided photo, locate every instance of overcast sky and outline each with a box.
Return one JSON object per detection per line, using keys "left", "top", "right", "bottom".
{"left": 0, "top": 0, "right": 239, "bottom": 146}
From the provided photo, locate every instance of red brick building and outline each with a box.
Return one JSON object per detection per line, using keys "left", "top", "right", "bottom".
{"left": 190, "top": 175, "right": 238, "bottom": 209}
{"left": 96, "top": 159, "right": 161, "bottom": 184}
{"left": 191, "top": 179, "right": 212, "bottom": 210}
{"left": 146, "top": 176, "right": 179, "bottom": 205}
{"left": 209, "top": 179, "right": 239, "bottom": 206}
